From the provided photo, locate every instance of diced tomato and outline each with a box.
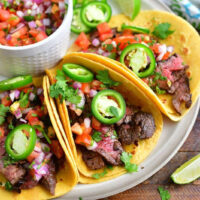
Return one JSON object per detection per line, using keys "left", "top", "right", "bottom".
{"left": 35, "top": 31, "right": 48, "bottom": 42}
{"left": 91, "top": 80, "right": 102, "bottom": 90}
{"left": 26, "top": 110, "right": 44, "bottom": 127}
{"left": 92, "top": 117, "right": 101, "bottom": 130}
{"left": 151, "top": 43, "right": 160, "bottom": 54}
{"left": 0, "top": 31, "right": 5, "bottom": 38}
{"left": 7, "top": 37, "right": 22, "bottom": 46}
{"left": 99, "top": 33, "right": 113, "bottom": 42}
{"left": 0, "top": 126, "right": 5, "bottom": 138}
{"left": 75, "top": 133, "right": 92, "bottom": 147}
{"left": 97, "top": 22, "right": 112, "bottom": 35}
{"left": 0, "top": 22, "right": 9, "bottom": 30}
{"left": 35, "top": 106, "right": 45, "bottom": 118}
{"left": 27, "top": 150, "right": 40, "bottom": 163}
{"left": 162, "top": 51, "right": 170, "bottom": 60}
{"left": 29, "top": 29, "right": 39, "bottom": 37}
{"left": 0, "top": 9, "right": 11, "bottom": 21}
{"left": 81, "top": 83, "right": 90, "bottom": 94}
{"left": 1, "top": 95, "right": 12, "bottom": 106}
{"left": 11, "top": 26, "right": 28, "bottom": 38}
{"left": 75, "top": 32, "right": 90, "bottom": 50}
{"left": 113, "top": 35, "right": 137, "bottom": 50}
{"left": 122, "top": 29, "right": 133, "bottom": 36}
{"left": 50, "top": 140, "right": 64, "bottom": 159}
{"left": 51, "top": 4, "right": 59, "bottom": 14}
{"left": 0, "top": 37, "right": 7, "bottom": 45}
{"left": 141, "top": 78, "right": 149, "bottom": 85}
{"left": 8, "top": 14, "right": 20, "bottom": 27}
{"left": 71, "top": 122, "right": 83, "bottom": 135}
{"left": 22, "top": 87, "right": 33, "bottom": 93}
{"left": 22, "top": 38, "right": 33, "bottom": 46}
{"left": 83, "top": 127, "right": 92, "bottom": 135}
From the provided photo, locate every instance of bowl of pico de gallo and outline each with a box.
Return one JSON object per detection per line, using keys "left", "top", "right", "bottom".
{"left": 0, "top": 0, "right": 73, "bottom": 77}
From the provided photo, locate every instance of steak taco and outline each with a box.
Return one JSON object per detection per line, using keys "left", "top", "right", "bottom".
{"left": 0, "top": 76, "right": 78, "bottom": 199}
{"left": 69, "top": 10, "right": 200, "bottom": 121}
{"left": 45, "top": 53, "right": 163, "bottom": 183}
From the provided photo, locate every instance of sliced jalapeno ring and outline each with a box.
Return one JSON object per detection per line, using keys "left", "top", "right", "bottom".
{"left": 62, "top": 63, "right": 94, "bottom": 83}
{"left": 91, "top": 89, "right": 126, "bottom": 124}
{"left": 71, "top": 7, "right": 91, "bottom": 34}
{"left": 5, "top": 124, "right": 37, "bottom": 161}
{"left": 81, "top": 1, "right": 112, "bottom": 28}
{"left": 83, "top": 0, "right": 107, "bottom": 5}
{"left": 119, "top": 43, "right": 156, "bottom": 78}
{"left": 121, "top": 23, "right": 150, "bottom": 34}
{"left": 0, "top": 75, "right": 33, "bottom": 91}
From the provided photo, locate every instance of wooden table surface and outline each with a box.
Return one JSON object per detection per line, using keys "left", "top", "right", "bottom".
{"left": 101, "top": 110, "right": 200, "bottom": 200}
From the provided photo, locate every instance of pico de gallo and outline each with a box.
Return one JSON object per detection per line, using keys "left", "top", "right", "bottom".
{"left": 0, "top": 0, "right": 66, "bottom": 46}
{"left": 74, "top": 22, "right": 192, "bottom": 114}
{"left": 0, "top": 75, "right": 64, "bottom": 194}
{"left": 50, "top": 64, "right": 156, "bottom": 177}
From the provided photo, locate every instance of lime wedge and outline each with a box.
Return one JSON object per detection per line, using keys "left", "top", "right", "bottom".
{"left": 116, "top": 0, "right": 141, "bottom": 20}
{"left": 171, "top": 154, "right": 200, "bottom": 184}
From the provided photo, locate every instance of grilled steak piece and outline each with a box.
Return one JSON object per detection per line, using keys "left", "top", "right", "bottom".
{"left": 19, "top": 177, "right": 38, "bottom": 190}
{"left": 41, "top": 160, "right": 57, "bottom": 195}
{"left": 94, "top": 127, "right": 123, "bottom": 166}
{"left": 82, "top": 149, "right": 105, "bottom": 170}
{"left": 132, "top": 111, "right": 155, "bottom": 139}
{"left": 0, "top": 160, "right": 26, "bottom": 185}
{"left": 118, "top": 124, "right": 133, "bottom": 145}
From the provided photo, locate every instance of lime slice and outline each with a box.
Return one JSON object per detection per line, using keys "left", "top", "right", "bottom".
{"left": 116, "top": 0, "right": 141, "bottom": 20}
{"left": 171, "top": 154, "right": 200, "bottom": 184}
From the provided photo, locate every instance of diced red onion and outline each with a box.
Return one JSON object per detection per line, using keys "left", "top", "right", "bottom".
{"left": 87, "top": 141, "right": 97, "bottom": 150}
{"left": 101, "top": 126, "right": 109, "bottom": 134}
{"left": 34, "top": 173, "right": 42, "bottom": 181}
{"left": 16, "top": 10, "right": 24, "bottom": 18}
{"left": 32, "top": 2, "right": 38, "bottom": 10}
{"left": 10, "top": 23, "right": 25, "bottom": 34}
{"left": 43, "top": 18, "right": 50, "bottom": 26}
{"left": 84, "top": 118, "right": 91, "bottom": 128}
{"left": 45, "top": 6, "right": 52, "bottom": 14}
{"left": 15, "top": 109, "right": 22, "bottom": 119}
{"left": 33, "top": 0, "right": 43, "bottom": 4}
{"left": 45, "top": 153, "right": 52, "bottom": 160}
{"left": 167, "top": 46, "right": 174, "bottom": 53}
{"left": 22, "top": 107, "right": 32, "bottom": 114}
{"left": 59, "top": 1, "right": 65, "bottom": 11}
{"left": 19, "top": 118, "right": 27, "bottom": 123}
{"left": 77, "top": 91, "right": 85, "bottom": 108}
{"left": 14, "top": 90, "right": 20, "bottom": 99}
{"left": 102, "top": 52, "right": 110, "bottom": 57}
{"left": 157, "top": 44, "right": 167, "bottom": 61}
{"left": 38, "top": 4, "right": 44, "bottom": 13}
{"left": 24, "top": 0, "right": 33, "bottom": 9}
{"left": 6, "top": 34, "right": 11, "bottom": 40}
{"left": 35, "top": 152, "right": 45, "bottom": 164}
{"left": 9, "top": 91, "right": 15, "bottom": 102}
{"left": 37, "top": 88, "right": 43, "bottom": 95}
{"left": 29, "top": 92, "right": 35, "bottom": 101}
{"left": 89, "top": 89, "right": 97, "bottom": 97}
{"left": 97, "top": 48, "right": 104, "bottom": 55}
{"left": 33, "top": 163, "right": 49, "bottom": 175}
{"left": 70, "top": 104, "right": 76, "bottom": 111}
{"left": 36, "top": 130, "right": 43, "bottom": 138}
{"left": 34, "top": 145, "right": 42, "bottom": 153}
{"left": 8, "top": 0, "right": 13, "bottom": 3}
{"left": 73, "top": 82, "right": 82, "bottom": 89}
{"left": 44, "top": 1, "right": 51, "bottom": 7}
{"left": 28, "top": 21, "right": 36, "bottom": 29}
{"left": 92, "top": 38, "right": 100, "bottom": 47}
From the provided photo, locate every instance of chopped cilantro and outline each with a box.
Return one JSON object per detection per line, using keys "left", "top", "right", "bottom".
{"left": 8, "top": 122, "right": 14, "bottom": 130}
{"left": 23, "top": 15, "right": 35, "bottom": 22}
{"left": 96, "top": 70, "right": 120, "bottom": 88}
{"left": 120, "top": 152, "right": 138, "bottom": 173}
{"left": 109, "top": 106, "right": 119, "bottom": 117}
{"left": 153, "top": 72, "right": 167, "bottom": 82}
{"left": 33, "top": 125, "right": 51, "bottom": 144}
{"left": 56, "top": 69, "right": 66, "bottom": 81}
{"left": 46, "top": 28, "right": 52, "bottom": 36}
{"left": 43, "top": 146, "right": 50, "bottom": 152}
{"left": 107, "top": 164, "right": 113, "bottom": 170}
{"left": 108, "top": 52, "right": 117, "bottom": 60}
{"left": 5, "top": 181, "right": 13, "bottom": 191}
{"left": 31, "top": 113, "right": 38, "bottom": 117}
{"left": 156, "top": 86, "right": 166, "bottom": 95}
{"left": 29, "top": 161, "right": 36, "bottom": 169}
{"left": 113, "top": 130, "right": 118, "bottom": 138}
{"left": 92, "top": 131, "right": 102, "bottom": 142}
{"left": 152, "top": 23, "right": 174, "bottom": 39}
{"left": 158, "top": 186, "right": 171, "bottom": 200}
{"left": 0, "top": 104, "right": 10, "bottom": 125}
{"left": 2, "top": 156, "right": 16, "bottom": 167}
{"left": 19, "top": 93, "right": 29, "bottom": 108}
{"left": 105, "top": 44, "right": 113, "bottom": 52}
{"left": 92, "top": 169, "right": 107, "bottom": 179}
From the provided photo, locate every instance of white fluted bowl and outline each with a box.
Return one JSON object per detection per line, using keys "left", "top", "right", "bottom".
{"left": 0, "top": 0, "right": 73, "bottom": 77}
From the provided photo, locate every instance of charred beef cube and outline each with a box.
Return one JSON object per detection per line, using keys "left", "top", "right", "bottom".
{"left": 19, "top": 177, "right": 38, "bottom": 190}
{"left": 118, "top": 124, "right": 133, "bottom": 145}
{"left": 0, "top": 160, "right": 26, "bottom": 185}
{"left": 82, "top": 149, "right": 105, "bottom": 170}
{"left": 41, "top": 160, "right": 57, "bottom": 195}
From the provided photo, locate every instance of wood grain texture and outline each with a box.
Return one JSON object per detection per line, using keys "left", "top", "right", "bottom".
{"left": 100, "top": 110, "right": 200, "bottom": 200}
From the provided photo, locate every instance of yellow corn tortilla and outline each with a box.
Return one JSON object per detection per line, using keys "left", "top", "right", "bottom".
{"left": 46, "top": 53, "right": 163, "bottom": 183}
{"left": 0, "top": 77, "right": 78, "bottom": 200}
{"left": 68, "top": 10, "right": 200, "bottom": 121}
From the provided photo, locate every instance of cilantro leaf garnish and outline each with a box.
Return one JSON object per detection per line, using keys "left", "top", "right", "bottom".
{"left": 50, "top": 70, "right": 81, "bottom": 104}
{"left": 158, "top": 186, "right": 171, "bottom": 200}
{"left": 5, "top": 181, "right": 13, "bottom": 191}
{"left": 8, "top": 122, "right": 14, "bottom": 130}
{"left": 2, "top": 156, "right": 16, "bottom": 168}
{"left": 19, "top": 93, "right": 29, "bottom": 108}
{"left": 92, "top": 131, "right": 102, "bottom": 142}
{"left": 96, "top": 70, "right": 120, "bottom": 88}
{"left": 109, "top": 106, "right": 119, "bottom": 117}
{"left": 105, "top": 44, "right": 113, "bottom": 52}
{"left": 0, "top": 104, "right": 10, "bottom": 125}
{"left": 92, "top": 169, "right": 107, "bottom": 179}
{"left": 152, "top": 23, "right": 174, "bottom": 39}
{"left": 120, "top": 152, "right": 138, "bottom": 173}
{"left": 156, "top": 86, "right": 166, "bottom": 95}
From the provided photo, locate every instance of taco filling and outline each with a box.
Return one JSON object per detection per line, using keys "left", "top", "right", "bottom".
{"left": 50, "top": 64, "right": 156, "bottom": 173}
{"left": 0, "top": 76, "right": 64, "bottom": 194}
{"left": 74, "top": 22, "right": 192, "bottom": 115}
